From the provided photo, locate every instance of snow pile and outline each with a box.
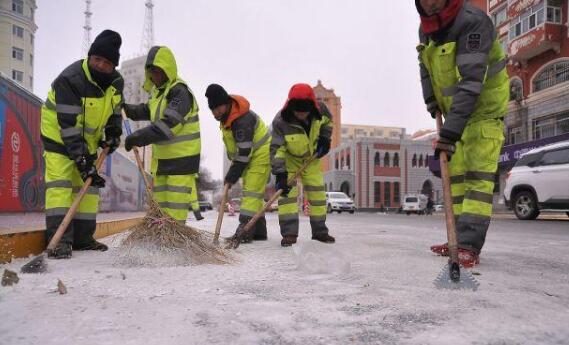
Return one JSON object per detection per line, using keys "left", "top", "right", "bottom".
{"left": 293, "top": 241, "right": 351, "bottom": 275}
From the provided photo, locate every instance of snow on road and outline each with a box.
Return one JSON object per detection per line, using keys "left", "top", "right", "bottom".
{"left": 1, "top": 212, "right": 568, "bottom": 345}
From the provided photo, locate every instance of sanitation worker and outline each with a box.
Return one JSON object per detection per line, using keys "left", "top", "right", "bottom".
{"left": 416, "top": 0, "right": 508, "bottom": 267}
{"left": 270, "top": 83, "right": 336, "bottom": 247}
{"left": 41, "top": 30, "right": 124, "bottom": 258}
{"left": 123, "top": 46, "right": 201, "bottom": 225}
{"left": 205, "top": 84, "right": 271, "bottom": 243}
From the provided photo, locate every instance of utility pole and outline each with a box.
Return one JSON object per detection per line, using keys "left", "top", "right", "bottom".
{"left": 140, "top": 0, "right": 154, "bottom": 55}
{"left": 82, "top": 0, "right": 92, "bottom": 56}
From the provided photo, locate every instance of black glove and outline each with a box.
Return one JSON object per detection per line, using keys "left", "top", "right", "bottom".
{"left": 75, "top": 156, "right": 106, "bottom": 188}
{"left": 426, "top": 96, "right": 440, "bottom": 119}
{"left": 225, "top": 162, "right": 246, "bottom": 186}
{"left": 275, "top": 173, "right": 290, "bottom": 197}
{"left": 125, "top": 132, "right": 144, "bottom": 152}
{"left": 316, "top": 136, "right": 331, "bottom": 158}
{"left": 434, "top": 137, "right": 456, "bottom": 161}
{"left": 99, "top": 126, "right": 122, "bottom": 154}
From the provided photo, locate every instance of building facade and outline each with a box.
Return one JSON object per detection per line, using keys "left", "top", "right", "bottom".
{"left": 313, "top": 80, "right": 341, "bottom": 172}
{"left": 341, "top": 124, "right": 406, "bottom": 142}
{"left": 0, "top": 0, "right": 36, "bottom": 92}
{"left": 118, "top": 55, "right": 153, "bottom": 171}
{"left": 325, "top": 135, "right": 442, "bottom": 210}
{"left": 485, "top": 0, "right": 569, "bottom": 198}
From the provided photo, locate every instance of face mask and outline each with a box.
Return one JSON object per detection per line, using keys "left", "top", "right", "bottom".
{"left": 89, "top": 65, "right": 114, "bottom": 90}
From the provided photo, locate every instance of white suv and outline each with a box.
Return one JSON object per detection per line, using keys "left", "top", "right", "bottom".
{"left": 503, "top": 141, "right": 569, "bottom": 220}
{"left": 326, "top": 192, "right": 356, "bottom": 214}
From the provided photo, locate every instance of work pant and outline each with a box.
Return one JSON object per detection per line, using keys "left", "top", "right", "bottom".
{"left": 188, "top": 173, "right": 200, "bottom": 213}
{"left": 278, "top": 158, "right": 328, "bottom": 237}
{"left": 449, "top": 118, "right": 504, "bottom": 253}
{"left": 44, "top": 151, "right": 99, "bottom": 247}
{"left": 154, "top": 174, "right": 196, "bottom": 224}
{"left": 238, "top": 164, "right": 270, "bottom": 238}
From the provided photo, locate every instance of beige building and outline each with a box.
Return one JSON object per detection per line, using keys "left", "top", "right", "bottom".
{"left": 341, "top": 124, "right": 406, "bottom": 141}
{"left": 0, "top": 0, "right": 37, "bottom": 92}
{"left": 118, "top": 55, "right": 152, "bottom": 171}
{"left": 313, "top": 80, "right": 341, "bottom": 172}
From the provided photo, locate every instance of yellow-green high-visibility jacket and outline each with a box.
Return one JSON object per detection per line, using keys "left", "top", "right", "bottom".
{"left": 41, "top": 59, "right": 123, "bottom": 160}
{"left": 270, "top": 101, "right": 333, "bottom": 174}
{"left": 123, "top": 46, "right": 200, "bottom": 175}
{"left": 417, "top": 3, "right": 509, "bottom": 141}
{"left": 221, "top": 95, "right": 270, "bottom": 170}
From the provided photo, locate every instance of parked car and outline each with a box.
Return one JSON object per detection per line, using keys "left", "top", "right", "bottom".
{"left": 326, "top": 192, "right": 356, "bottom": 214}
{"left": 198, "top": 201, "right": 213, "bottom": 212}
{"left": 402, "top": 194, "right": 428, "bottom": 215}
{"left": 434, "top": 204, "right": 444, "bottom": 212}
{"left": 504, "top": 141, "right": 569, "bottom": 220}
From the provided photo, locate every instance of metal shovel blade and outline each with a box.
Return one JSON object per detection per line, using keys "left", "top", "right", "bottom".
{"left": 20, "top": 254, "right": 48, "bottom": 274}
{"left": 434, "top": 262, "right": 479, "bottom": 291}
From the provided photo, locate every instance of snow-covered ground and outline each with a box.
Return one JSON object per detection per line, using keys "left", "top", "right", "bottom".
{"left": 1, "top": 212, "right": 568, "bottom": 345}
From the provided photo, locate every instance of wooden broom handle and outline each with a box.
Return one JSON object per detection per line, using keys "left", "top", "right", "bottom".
{"left": 46, "top": 147, "right": 110, "bottom": 251}
{"left": 213, "top": 184, "right": 230, "bottom": 244}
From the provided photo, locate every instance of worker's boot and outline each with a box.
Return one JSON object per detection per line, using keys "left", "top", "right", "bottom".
{"left": 458, "top": 249, "right": 480, "bottom": 268}
{"left": 47, "top": 242, "right": 72, "bottom": 259}
{"left": 281, "top": 235, "right": 297, "bottom": 247}
{"left": 430, "top": 243, "right": 449, "bottom": 256}
{"left": 74, "top": 240, "right": 108, "bottom": 251}
{"left": 253, "top": 216, "right": 268, "bottom": 241}
{"left": 193, "top": 210, "right": 204, "bottom": 221}
{"left": 312, "top": 233, "right": 335, "bottom": 243}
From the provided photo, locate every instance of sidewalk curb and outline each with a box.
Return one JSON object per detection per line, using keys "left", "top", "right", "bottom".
{"left": 0, "top": 216, "right": 143, "bottom": 264}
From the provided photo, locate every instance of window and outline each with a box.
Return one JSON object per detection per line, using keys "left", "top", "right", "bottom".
{"left": 384, "top": 182, "right": 391, "bottom": 207}
{"left": 346, "top": 153, "right": 351, "bottom": 169}
{"left": 374, "top": 152, "right": 380, "bottom": 166}
{"left": 390, "top": 131, "right": 400, "bottom": 138}
{"left": 374, "top": 182, "right": 381, "bottom": 203}
{"left": 509, "top": 2, "right": 545, "bottom": 40}
{"left": 393, "top": 153, "right": 399, "bottom": 167}
{"left": 12, "top": 70, "right": 23, "bottom": 82}
{"left": 12, "top": 25, "right": 24, "bottom": 38}
{"left": 500, "top": 38, "right": 508, "bottom": 54}
{"left": 394, "top": 182, "right": 400, "bottom": 203}
{"left": 412, "top": 154, "right": 417, "bottom": 167}
{"left": 384, "top": 152, "right": 390, "bottom": 167}
{"left": 12, "top": 47, "right": 23, "bottom": 61}
{"left": 419, "top": 154, "right": 424, "bottom": 167}
{"left": 510, "top": 79, "right": 523, "bottom": 101}
{"left": 29, "top": 76, "right": 33, "bottom": 89}
{"left": 540, "top": 148, "right": 569, "bottom": 165}
{"left": 533, "top": 61, "right": 569, "bottom": 92}
{"left": 12, "top": 0, "right": 23, "bottom": 14}
{"left": 335, "top": 158, "right": 339, "bottom": 170}
{"left": 341, "top": 156, "right": 345, "bottom": 168}
{"left": 515, "top": 153, "right": 541, "bottom": 167}
{"left": 30, "top": 54, "right": 33, "bottom": 67}
{"left": 425, "top": 155, "right": 429, "bottom": 167}
{"left": 546, "top": 5, "right": 562, "bottom": 23}
{"left": 492, "top": 7, "right": 508, "bottom": 27}
{"left": 508, "top": 127, "right": 523, "bottom": 145}
{"left": 532, "top": 112, "right": 569, "bottom": 139}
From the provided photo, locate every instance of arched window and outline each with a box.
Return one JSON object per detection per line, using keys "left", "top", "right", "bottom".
{"left": 374, "top": 152, "right": 380, "bottom": 166}
{"left": 346, "top": 153, "right": 351, "bottom": 169}
{"left": 335, "top": 157, "right": 339, "bottom": 170}
{"left": 393, "top": 152, "right": 399, "bottom": 167}
{"left": 412, "top": 154, "right": 417, "bottom": 167}
{"left": 419, "top": 154, "right": 424, "bottom": 167}
{"left": 510, "top": 78, "right": 523, "bottom": 101}
{"left": 384, "top": 152, "right": 390, "bottom": 167}
{"left": 533, "top": 60, "right": 569, "bottom": 92}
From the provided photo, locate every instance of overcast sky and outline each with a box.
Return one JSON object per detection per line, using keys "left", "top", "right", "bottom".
{"left": 35, "top": 0, "right": 431, "bottom": 179}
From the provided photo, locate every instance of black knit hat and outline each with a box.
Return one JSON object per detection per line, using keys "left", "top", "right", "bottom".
{"left": 205, "top": 84, "right": 231, "bottom": 110}
{"left": 88, "top": 30, "right": 122, "bottom": 66}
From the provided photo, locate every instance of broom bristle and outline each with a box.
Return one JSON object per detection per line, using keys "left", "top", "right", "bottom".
{"left": 121, "top": 200, "right": 234, "bottom": 266}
